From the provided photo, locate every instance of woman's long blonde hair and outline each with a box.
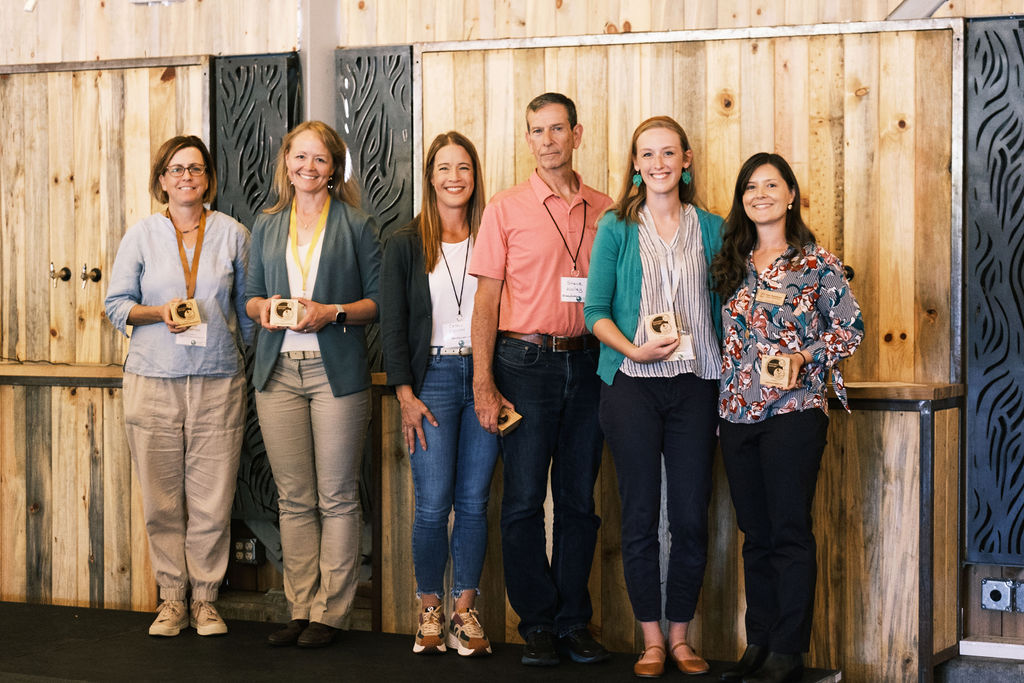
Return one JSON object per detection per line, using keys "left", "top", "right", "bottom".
{"left": 265, "top": 120, "right": 360, "bottom": 214}
{"left": 418, "top": 131, "right": 485, "bottom": 272}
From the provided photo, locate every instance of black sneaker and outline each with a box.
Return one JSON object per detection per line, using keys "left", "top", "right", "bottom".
{"left": 559, "top": 628, "right": 611, "bottom": 663}
{"left": 522, "top": 630, "right": 559, "bottom": 666}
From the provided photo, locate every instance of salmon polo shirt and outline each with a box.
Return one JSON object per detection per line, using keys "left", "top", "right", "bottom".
{"left": 470, "top": 170, "right": 613, "bottom": 337}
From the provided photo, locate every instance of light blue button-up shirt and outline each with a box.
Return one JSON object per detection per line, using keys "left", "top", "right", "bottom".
{"left": 105, "top": 210, "right": 253, "bottom": 378}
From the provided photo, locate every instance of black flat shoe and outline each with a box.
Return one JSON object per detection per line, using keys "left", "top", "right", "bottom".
{"left": 742, "top": 652, "right": 803, "bottom": 683}
{"left": 297, "top": 621, "right": 338, "bottom": 648}
{"left": 267, "top": 619, "right": 308, "bottom": 646}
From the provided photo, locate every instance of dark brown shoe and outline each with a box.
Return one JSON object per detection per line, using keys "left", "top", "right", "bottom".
{"left": 297, "top": 621, "right": 337, "bottom": 648}
{"left": 267, "top": 619, "right": 308, "bottom": 646}
{"left": 742, "top": 652, "right": 803, "bottom": 683}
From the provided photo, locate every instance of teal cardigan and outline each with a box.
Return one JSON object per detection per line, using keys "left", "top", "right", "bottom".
{"left": 583, "top": 207, "right": 724, "bottom": 386}
{"left": 246, "top": 199, "right": 381, "bottom": 397}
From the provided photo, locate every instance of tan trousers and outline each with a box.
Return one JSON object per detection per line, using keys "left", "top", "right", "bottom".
{"left": 123, "top": 371, "right": 245, "bottom": 602}
{"left": 255, "top": 356, "right": 369, "bottom": 629}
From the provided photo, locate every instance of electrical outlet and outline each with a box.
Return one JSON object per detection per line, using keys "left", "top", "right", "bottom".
{"left": 981, "top": 578, "right": 1013, "bottom": 611}
{"left": 232, "top": 537, "right": 260, "bottom": 565}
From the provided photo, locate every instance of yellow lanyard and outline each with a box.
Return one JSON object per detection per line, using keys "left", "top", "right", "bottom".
{"left": 289, "top": 199, "right": 329, "bottom": 297}
{"left": 170, "top": 209, "right": 206, "bottom": 299}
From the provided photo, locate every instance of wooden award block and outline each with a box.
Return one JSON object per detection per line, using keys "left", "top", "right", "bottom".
{"left": 497, "top": 405, "right": 523, "bottom": 436}
{"left": 269, "top": 298, "right": 304, "bottom": 327}
{"left": 169, "top": 298, "right": 201, "bottom": 327}
{"left": 760, "top": 354, "right": 791, "bottom": 388}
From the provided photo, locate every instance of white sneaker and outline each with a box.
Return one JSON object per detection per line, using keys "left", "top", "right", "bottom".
{"left": 148, "top": 600, "right": 188, "bottom": 637}
{"left": 190, "top": 600, "right": 228, "bottom": 636}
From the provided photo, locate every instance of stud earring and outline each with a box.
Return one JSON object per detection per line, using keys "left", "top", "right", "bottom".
{"left": 787, "top": 203, "right": 793, "bottom": 210}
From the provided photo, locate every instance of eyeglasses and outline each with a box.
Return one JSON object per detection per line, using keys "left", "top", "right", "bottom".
{"left": 165, "top": 164, "right": 207, "bottom": 177}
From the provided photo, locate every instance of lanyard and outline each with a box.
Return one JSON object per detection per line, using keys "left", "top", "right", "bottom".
{"left": 542, "top": 200, "right": 587, "bottom": 276}
{"left": 289, "top": 199, "right": 330, "bottom": 297}
{"left": 642, "top": 206, "right": 683, "bottom": 318}
{"left": 439, "top": 237, "right": 470, "bottom": 317}
{"left": 170, "top": 209, "right": 206, "bottom": 299}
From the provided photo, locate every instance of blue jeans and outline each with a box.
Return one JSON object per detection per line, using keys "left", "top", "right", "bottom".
{"left": 410, "top": 354, "right": 499, "bottom": 598}
{"left": 494, "top": 337, "right": 604, "bottom": 638}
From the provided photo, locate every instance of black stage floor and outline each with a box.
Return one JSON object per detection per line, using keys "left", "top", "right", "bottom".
{"left": 0, "top": 601, "right": 840, "bottom": 682}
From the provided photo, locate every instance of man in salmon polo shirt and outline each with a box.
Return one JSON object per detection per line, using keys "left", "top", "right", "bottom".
{"left": 470, "top": 92, "right": 613, "bottom": 667}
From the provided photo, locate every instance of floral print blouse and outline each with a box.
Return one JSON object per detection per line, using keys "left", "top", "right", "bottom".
{"left": 719, "top": 243, "right": 863, "bottom": 424}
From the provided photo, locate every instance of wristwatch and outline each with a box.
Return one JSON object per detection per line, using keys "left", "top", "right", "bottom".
{"left": 334, "top": 304, "right": 347, "bottom": 324}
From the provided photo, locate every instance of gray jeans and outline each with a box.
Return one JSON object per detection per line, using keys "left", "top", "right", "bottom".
{"left": 255, "top": 355, "right": 369, "bottom": 628}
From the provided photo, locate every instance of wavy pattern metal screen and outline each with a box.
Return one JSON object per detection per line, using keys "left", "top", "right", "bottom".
{"left": 966, "top": 19, "right": 1024, "bottom": 565}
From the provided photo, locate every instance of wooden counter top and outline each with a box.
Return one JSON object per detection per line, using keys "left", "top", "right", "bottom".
{"left": 842, "top": 381, "right": 964, "bottom": 402}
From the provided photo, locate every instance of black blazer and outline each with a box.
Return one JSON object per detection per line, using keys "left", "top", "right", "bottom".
{"left": 380, "top": 220, "right": 433, "bottom": 395}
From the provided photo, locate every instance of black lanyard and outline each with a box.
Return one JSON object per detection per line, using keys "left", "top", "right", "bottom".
{"left": 440, "top": 238, "right": 470, "bottom": 316}
{"left": 543, "top": 200, "right": 587, "bottom": 276}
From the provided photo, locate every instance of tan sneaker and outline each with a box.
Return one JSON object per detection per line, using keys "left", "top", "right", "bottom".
{"left": 148, "top": 600, "right": 187, "bottom": 637}
{"left": 190, "top": 600, "right": 228, "bottom": 636}
{"left": 447, "top": 608, "right": 492, "bottom": 657}
{"left": 412, "top": 606, "right": 446, "bottom": 654}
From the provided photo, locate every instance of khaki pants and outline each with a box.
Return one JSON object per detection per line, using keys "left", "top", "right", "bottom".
{"left": 255, "top": 356, "right": 369, "bottom": 629}
{"left": 123, "top": 371, "right": 245, "bottom": 602}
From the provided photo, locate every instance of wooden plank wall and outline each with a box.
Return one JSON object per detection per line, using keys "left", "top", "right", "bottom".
{"left": 422, "top": 30, "right": 953, "bottom": 383}
{"left": 0, "top": 384, "right": 149, "bottom": 611}
{"left": 0, "top": 1, "right": 297, "bottom": 66}
{"left": 0, "top": 62, "right": 207, "bottom": 612}
{"left": 340, "top": 0, "right": 1023, "bottom": 46}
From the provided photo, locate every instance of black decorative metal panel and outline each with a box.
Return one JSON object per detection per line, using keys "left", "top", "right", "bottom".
{"left": 211, "top": 53, "right": 302, "bottom": 229}
{"left": 335, "top": 46, "right": 414, "bottom": 243}
{"left": 965, "top": 19, "right": 1024, "bottom": 566}
{"left": 335, "top": 46, "right": 415, "bottom": 376}
{"left": 211, "top": 54, "right": 302, "bottom": 561}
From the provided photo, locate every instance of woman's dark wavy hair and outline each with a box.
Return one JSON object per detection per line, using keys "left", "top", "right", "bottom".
{"left": 710, "top": 152, "right": 816, "bottom": 299}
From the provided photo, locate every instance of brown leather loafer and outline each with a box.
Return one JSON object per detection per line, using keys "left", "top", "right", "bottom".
{"left": 267, "top": 619, "right": 308, "bottom": 646}
{"left": 297, "top": 621, "right": 337, "bottom": 648}
{"left": 634, "top": 644, "right": 666, "bottom": 678}
{"left": 671, "top": 642, "right": 710, "bottom": 675}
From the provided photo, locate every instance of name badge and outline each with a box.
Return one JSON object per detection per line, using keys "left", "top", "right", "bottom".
{"left": 755, "top": 289, "right": 786, "bottom": 306}
{"left": 561, "top": 276, "right": 587, "bottom": 303}
{"left": 443, "top": 317, "right": 471, "bottom": 346}
{"left": 175, "top": 323, "right": 208, "bottom": 347}
{"left": 673, "top": 332, "right": 696, "bottom": 361}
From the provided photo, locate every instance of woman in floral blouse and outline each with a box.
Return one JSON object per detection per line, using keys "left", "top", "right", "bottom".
{"left": 710, "top": 153, "right": 862, "bottom": 683}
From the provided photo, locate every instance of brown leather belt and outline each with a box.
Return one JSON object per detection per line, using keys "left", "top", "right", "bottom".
{"left": 500, "top": 331, "right": 600, "bottom": 352}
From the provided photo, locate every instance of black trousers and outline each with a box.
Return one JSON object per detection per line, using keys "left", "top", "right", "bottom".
{"left": 599, "top": 371, "right": 718, "bottom": 623}
{"left": 719, "top": 409, "right": 829, "bottom": 654}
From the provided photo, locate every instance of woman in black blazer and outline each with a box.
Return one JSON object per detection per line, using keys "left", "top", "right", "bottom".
{"left": 381, "top": 131, "right": 497, "bottom": 658}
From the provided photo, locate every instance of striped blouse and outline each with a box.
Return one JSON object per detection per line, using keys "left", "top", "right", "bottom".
{"left": 619, "top": 204, "right": 721, "bottom": 380}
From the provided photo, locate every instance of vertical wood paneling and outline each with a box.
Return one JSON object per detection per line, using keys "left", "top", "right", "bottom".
{"left": 914, "top": 30, "right": 952, "bottom": 383}
{"left": 704, "top": 39, "right": 742, "bottom": 217}
{"left": 24, "top": 387, "right": 52, "bottom": 604}
{"left": 739, "top": 38, "right": 775, "bottom": 159}
{"left": 0, "top": 385, "right": 28, "bottom": 601}
{"left": 483, "top": 51, "right": 517, "bottom": 205}
{"left": 773, "top": 37, "right": 810, "bottom": 187}
{"left": 1, "top": 73, "right": 25, "bottom": 362}
{"left": 806, "top": 35, "right": 844, "bottom": 255}
{"left": 72, "top": 71, "right": 103, "bottom": 365}
{"left": 103, "top": 389, "right": 132, "bottom": 610}
{"left": 576, "top": 46, "right": 610, "bottom": 197}
{"left": 380, "top": 397, "right": 416, "bottom": 633}
{"left": 673, "top": 43, "right": 708, "bottom": 210}
{"left": 48, "top": 72, "right": 77, "bottom": 364}
{"left": 841, "top": 32, "right": 880, "bottom": 383}
{"left": 877, "top": 32, "right": 917, "bottom": 382}
{"left": 22, "top": 74, "right": 51, "bottom": 363}
{"left": 51, "top": 387, "right": 77, "bottom": 605}
{"left": 933, "top": 408, "right": 959, "bottom": 653}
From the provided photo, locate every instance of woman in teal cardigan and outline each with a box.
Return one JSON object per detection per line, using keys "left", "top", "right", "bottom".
{"left": 584, "top": 116, "right": 722, "bottom": 679}
{"left": 246, "top": 121, "right": 381, "bottom": 649}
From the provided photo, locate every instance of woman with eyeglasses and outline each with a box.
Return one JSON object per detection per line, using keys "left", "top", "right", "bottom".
{"left": 246, "top": 121, "right": 381, "bottom": 649}
{"left": 105, "top": 135, "right": 253, "bottom": 638}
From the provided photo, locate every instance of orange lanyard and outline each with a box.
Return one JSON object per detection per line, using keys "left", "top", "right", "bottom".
{"left": 289, "top": 199, "right": 329, "bottom": 297}
{"left": 170, "top": 210, "right": 206, "bottom": 299}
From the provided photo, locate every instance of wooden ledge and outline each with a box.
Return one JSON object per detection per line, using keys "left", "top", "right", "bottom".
{"left": 0, "top": 362, "right": 124, "bottom": 388}
{"left": 842, "top": 381, "right": 964, "bottom": 402}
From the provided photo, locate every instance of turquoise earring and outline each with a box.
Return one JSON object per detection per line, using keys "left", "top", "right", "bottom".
{"left": 632, "top": 172, "right": 642, "bottom": 188}
{"left": 681, "top": 169, "right": 692, "bottom": 185}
